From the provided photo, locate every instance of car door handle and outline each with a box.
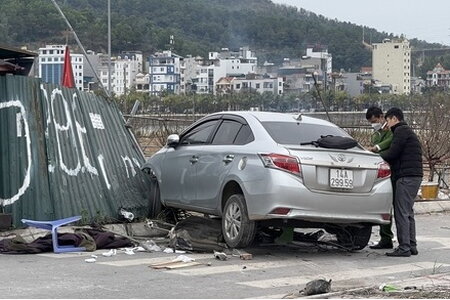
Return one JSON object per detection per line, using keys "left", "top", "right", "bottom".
{"left": 223, "top": 154, "right": 235, "bottom": 163}
{"left": 189, "top": 155, "right": 199, "bottom": 164}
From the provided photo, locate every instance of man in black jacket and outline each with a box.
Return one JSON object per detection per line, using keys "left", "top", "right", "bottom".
{"left": 380, "top": 108, "right": 423, "bottom": 257}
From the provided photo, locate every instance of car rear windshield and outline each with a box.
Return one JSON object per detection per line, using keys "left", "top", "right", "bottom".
{"left": 261, "top": 121, "right": 350, "bottom": 145}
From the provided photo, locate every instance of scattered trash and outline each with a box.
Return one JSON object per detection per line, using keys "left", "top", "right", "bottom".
{"left": 379, "top": 283, "right": 398, "bottom": 292}
{"left": 132, "top": 246, "right": 146, "bottom": 252}
{"left": 163, "top": 247, "right": 186, "bottom": 254}
{"left": 242, "top": 266, "right": 247, "bottom": 269}
{"left": 149, "top": 255, "right": 200, "bottom": 270}
{"left": 119, "top": 208, "right": 134, "bottom": 222}
{"left": 84, "top": 258, "right": 96, "bottom": 263}
{"left": 123, "top": 248, "right": 135, "bottom": 255}
{"left": 173, "top": 255, "right": 195, "bottom": 263}
{"left": 141, "top": 240, "right": 162, "bottom": 252}
{"left": 214, "top": 251, "right": 228, "bottom": 261}
{"left": 207, "top": 262, "right": 212, "bottom": 266}
{"left": 91, "top": 254, "right": 98, "bottom": 258}
{"left": 404, "top": 286, "right": 417, "bottom": 290}
{"left": 303, "top": 279, "right": 332, "bottom": 296}
{"left": 102, "top": 249, "right": 117, "bottom": 257}
{"left": 169, "top": 216, "right": 227, "bottom": 252}
{"left": 240, "top": 252, "right": 253, "bottom": 260}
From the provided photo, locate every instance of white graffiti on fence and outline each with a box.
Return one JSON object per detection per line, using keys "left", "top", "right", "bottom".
{"left": 0, "top": 100, "right": 32, "bottom": 205}
{"left": 2, "top": 86, "right": 143, "bottom": 205}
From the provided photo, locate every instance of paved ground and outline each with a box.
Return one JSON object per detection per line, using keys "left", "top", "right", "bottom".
{"left": 0, "top": 211, "right": 449, "bottom": 299}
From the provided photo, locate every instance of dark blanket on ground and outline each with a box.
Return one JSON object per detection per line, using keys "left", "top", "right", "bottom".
{"left": 0, "top": 228, "right": 133, "bottom": 254}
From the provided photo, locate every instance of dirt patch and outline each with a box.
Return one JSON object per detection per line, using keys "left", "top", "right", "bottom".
{"left": 333, "top": 286, "right": 450, "bottom": 298}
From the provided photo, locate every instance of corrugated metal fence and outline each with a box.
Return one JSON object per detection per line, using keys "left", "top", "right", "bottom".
{"left": 0, "top": 75, "right": 152, "bottom": 227}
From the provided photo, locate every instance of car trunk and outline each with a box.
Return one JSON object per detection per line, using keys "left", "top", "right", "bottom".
{"left": 287, "top": 146, "right": 383, "bottom": 193}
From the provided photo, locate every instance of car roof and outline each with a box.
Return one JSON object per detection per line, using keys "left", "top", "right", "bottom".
{"left": 212, "top": 111, "right": 336, "bottom": 127}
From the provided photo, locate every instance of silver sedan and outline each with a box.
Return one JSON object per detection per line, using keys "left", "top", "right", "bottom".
{"left": 142, "top": 112, "right": 392, "bottom": 249}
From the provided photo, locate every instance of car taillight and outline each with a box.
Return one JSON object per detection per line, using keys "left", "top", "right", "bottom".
{"left": 260, "top": 153, "right": 301, "bottom": 175}
{"left": 377, "top": 162, "right": 391, "bottom": 178}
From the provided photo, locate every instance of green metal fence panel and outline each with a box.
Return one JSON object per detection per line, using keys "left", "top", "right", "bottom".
{"left": 0, "top": 75, "right": 152, "bottom": 227}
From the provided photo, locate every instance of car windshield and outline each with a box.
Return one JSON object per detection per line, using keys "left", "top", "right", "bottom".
{"left": 261, "top": 121, "right": 350, "bottom": 145}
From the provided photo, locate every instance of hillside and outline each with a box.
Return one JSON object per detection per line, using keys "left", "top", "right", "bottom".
{"left": 0, "top": 0, "right": 444, "bottom": 71}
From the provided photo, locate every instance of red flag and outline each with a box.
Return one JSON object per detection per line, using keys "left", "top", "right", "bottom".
{"left": 62, "top": 45, "right": 75, "bottom": 88}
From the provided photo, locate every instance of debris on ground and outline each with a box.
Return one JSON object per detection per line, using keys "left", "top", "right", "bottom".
{"left": 379, "top": 283, "right": 399, "bottom": 292}
{"left": 102, "top": 249, "right": 117, "bottom": 257}
{"left": 149, "top": 255, "right": 201, "bottom": 270}
{"left": 213, "top": 251, "right": 228, "bottom": 261}
{"left": 168, "top": 216, "right": 227, "bottom": 252}
{"left": 84, "top": 258, "right": 96, "bottom": 263}
{"left": 303, "top": 279, "right": 332, "bottom": 296}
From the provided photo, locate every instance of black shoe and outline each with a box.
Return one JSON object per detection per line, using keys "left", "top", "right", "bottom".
{"left": 386, "top": 248, "right": 411, "bottom": 257}
{"left": 410, "top": 247, "right": 418, "bottom": 255}
{"left": 369, "top": 241, "right": 393, "bottom": 249}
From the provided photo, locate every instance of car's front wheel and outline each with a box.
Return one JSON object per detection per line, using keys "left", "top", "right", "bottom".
{"left": 222, "top": 194, "right": 256, "bottom": 248}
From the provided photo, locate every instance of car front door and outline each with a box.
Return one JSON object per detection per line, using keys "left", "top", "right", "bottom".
{"left": 161, "top": 119, "right": 220, "bottom": 207}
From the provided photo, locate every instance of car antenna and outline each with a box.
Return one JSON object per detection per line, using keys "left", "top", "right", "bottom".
{"left": 311, "top": 72, "right": 332, "bottom": 122}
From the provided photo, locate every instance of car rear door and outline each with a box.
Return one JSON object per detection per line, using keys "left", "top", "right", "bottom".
{"left": 193, "top": 116, "right": 253, "bottom": 210}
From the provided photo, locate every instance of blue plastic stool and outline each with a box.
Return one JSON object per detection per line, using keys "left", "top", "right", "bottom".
{"left": 21, "top": 216, "right": 86, "bottom": 253}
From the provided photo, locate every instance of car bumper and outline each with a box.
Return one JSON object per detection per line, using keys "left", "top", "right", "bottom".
{"left": 242, "top": 170, "right": 392, "bottom": 225}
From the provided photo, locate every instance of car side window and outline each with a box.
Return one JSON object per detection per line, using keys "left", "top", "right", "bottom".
{"left": 234, "top": 124, "right": 254, "bottom": 145}
{"left": 180, "top": 120, "right": 218, "bottom": 145}
{"left": 212, "top": 120, "right": 242, "bottom": 145}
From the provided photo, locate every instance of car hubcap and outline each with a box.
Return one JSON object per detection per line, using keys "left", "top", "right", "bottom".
{"left": 225, "top": 202, "right": 241, "bottom": 240}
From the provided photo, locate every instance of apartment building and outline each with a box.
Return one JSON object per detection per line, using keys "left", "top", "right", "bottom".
{"left": 38, "top": 45, "right": 84, "bottom": 90}
{"left": 114, "top": 51, "right": 143, "bottom": 96}
{"left": 372, "top": 38, "right": 411, "bottom": 95}
{"left": 149, "top": 50, "right": 182, "bottom": 95}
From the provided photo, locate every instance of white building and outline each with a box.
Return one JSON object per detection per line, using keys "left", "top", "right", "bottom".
{"left": 305, "top": 45, "right": 332, "bottom": 75}
{"left": 114, "top": 51, "right": 143, "bottom": 96}
{"left": 216, "top": 75, "right": 283, "bottom": 95}
{"left": 149, "top": 50, "right": 182, "bottom": 95}
{"left": 182, "top": 47, "right": 258, "bottom": 95}
{"left": 38, "top": 45, "right": 84, "bottom": 90}
{"left": 372, "top": 38, "right": 411, "bottom": 95}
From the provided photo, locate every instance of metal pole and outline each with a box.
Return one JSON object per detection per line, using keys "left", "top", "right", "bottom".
{"left": 108, "top": 0, "right": 112, "bottom": 94}
{"left": 50, "top": 0, "right": 111, "bottom": 98}
{"left": 312, "top": 72, "right": 331, "bottom": 122}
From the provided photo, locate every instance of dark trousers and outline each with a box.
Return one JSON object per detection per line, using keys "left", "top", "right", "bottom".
{"left": 393, "top": 177, "right": 422, "bottom": 251}
{"left": 379, "top": 176, "right": 395, "bottom": 242}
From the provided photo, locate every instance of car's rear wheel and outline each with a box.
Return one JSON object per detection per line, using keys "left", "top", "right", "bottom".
{"left": 334, "top": 224, "right": 372, "bottom": 250}
{"left": 222, "top": 194, "right": 256, "bottom": 248}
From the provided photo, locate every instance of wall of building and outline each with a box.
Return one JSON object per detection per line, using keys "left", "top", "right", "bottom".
{"left": 372, "top": 39, "right": 411, "bottom": 94}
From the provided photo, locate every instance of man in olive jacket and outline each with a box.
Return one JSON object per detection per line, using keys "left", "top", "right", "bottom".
{"left": 365, "top": 106, "right": 394, "bottom": 249}
{"left": 380, "top": 108, "right": 423, "bottom": 257}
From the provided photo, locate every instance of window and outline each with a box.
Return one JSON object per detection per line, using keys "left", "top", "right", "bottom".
{"left": 212, "top": 121, "right": 242, "bottom": 145}
{"left": 234, "top": 124, "right": 254, "bottom": 145}
{"left": 394, "top": 45, "right": 399, "bottom": 49}
{"left": 256, "top": 83, "right": 260, "bottom": 89}
{"left": 180, "top": 120, "right": 219, "bottom": 145}
{"left": 262, "top": 122, "right": 349, "bottom": 145}
{"left": 236, "top": 84, "right": 241, "bottom": 89}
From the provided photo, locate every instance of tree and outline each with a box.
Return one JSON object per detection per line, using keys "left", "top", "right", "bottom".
{"left": 409, "top": 93, "right": 450, "bottom": 181}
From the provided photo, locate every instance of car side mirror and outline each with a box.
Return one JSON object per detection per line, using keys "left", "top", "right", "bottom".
{"left": 167, "top": 134, "right": 180, "bottom": 147}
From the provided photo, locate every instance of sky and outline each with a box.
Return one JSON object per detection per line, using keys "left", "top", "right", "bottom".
{"left": 272, "top": 0, "right": 450, "bottom": 46}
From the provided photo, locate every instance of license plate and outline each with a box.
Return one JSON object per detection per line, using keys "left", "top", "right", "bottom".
{"left": 329, "top": 168, "right": 353, "bottom": 189}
